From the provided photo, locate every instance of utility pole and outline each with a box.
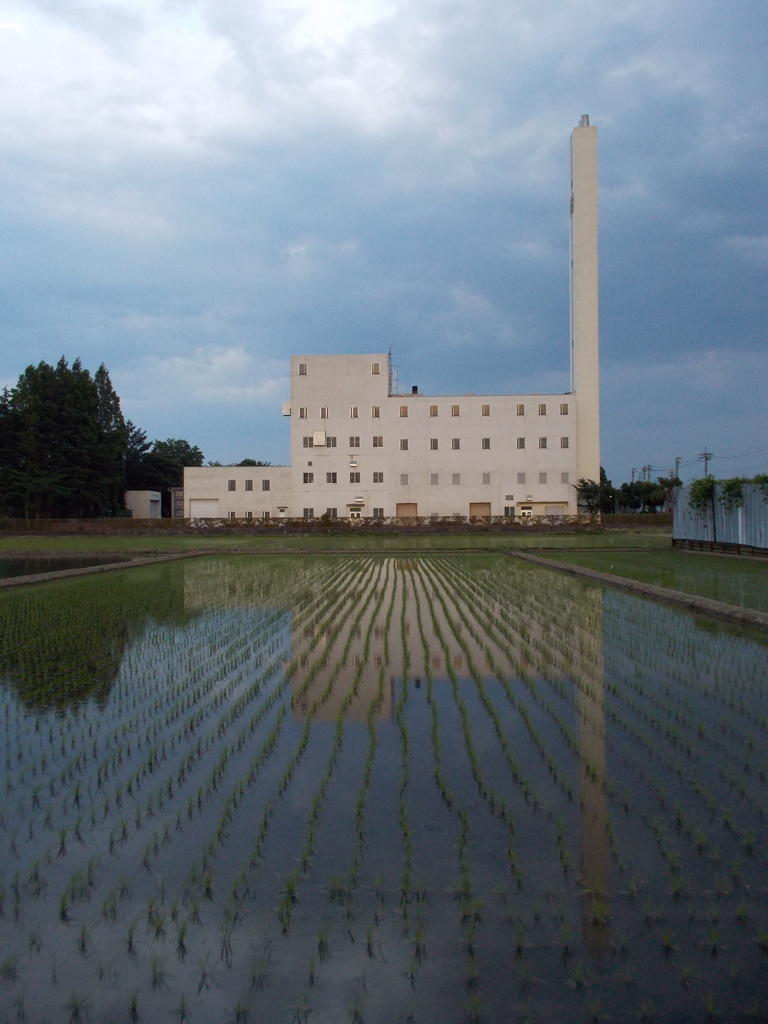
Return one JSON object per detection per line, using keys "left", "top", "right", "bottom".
{"left": 674, "top": 456, "right": 682, "bottom": 481}
{"left": 699, "top": 449, "right": 714, "bottom": 476}
{"left": 631, "top": 467, "right": 637, "bottom": 483}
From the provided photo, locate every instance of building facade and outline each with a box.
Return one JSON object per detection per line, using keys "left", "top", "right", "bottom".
{"left": 183, "top": 117, "right": 599, "bottom": 521}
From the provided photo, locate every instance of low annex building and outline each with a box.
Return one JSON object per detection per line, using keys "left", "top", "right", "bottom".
{"left": 183, "top": 117, "right": 600, "bottom": 521}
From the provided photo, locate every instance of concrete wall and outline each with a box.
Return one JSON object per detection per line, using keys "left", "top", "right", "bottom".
{"left": 183, "top": 465, "right": 292, "bottom": 519}
{"left": 124, "top": 490, "right": 162, "bottom": 519}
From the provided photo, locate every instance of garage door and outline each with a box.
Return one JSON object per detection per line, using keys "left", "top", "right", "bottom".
{"left": 469, "top": 502, "right": 491, "bottom": 518}
{"left": 396, "top": 503, "right": 418, "bottom": 519}
{"left": 189, "top": 499, "right": 220, "bottom": 517}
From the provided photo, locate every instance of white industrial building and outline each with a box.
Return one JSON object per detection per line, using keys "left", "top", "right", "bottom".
{"left": 184, "top": 117, "right": 599, "bottom": 521}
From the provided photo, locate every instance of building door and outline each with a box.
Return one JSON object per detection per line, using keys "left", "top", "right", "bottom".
{"left": 396, "top": 503, "right": 418, "bottom": 519}
{"left": 469, "top": 502, "right": 491, "bottom": 519}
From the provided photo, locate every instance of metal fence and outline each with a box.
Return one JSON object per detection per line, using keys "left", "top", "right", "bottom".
{"left": 672, "top": 484, "right": 768, "bottom": 553}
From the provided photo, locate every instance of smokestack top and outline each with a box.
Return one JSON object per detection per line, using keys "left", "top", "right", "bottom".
{"left": 579, "top": 114, "right": 590, "bottom": 127}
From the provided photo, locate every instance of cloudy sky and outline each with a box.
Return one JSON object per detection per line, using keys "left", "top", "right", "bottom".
{"left": 1, "top": 0, "right": 766, "bottom": 483}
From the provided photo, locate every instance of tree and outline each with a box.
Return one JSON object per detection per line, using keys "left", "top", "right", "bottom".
{"left": 150, "top": 439, "right": 204, "bottom": 487}
{"left": 0, "top": 358, "right": 127, "bottom": 517}
{"left": 575, "top": 467, "right": 616, "bottom": 514}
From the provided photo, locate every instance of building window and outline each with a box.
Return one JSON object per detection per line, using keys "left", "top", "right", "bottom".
{"left": 400, "top": 405, "right": 408, "bottom": 417}
{"left": 350, "top": 472, "right": 360, "bottom": 483}
{"left": 371, "top": 406, "right": 380, "bottom": 418}
{"left": 452, "top": 438, "right": 460, "bottom": 450}
{"left": 430, "top": 405, "right": 438, "bottom": 417}
{"left": 560, "top": 436, "right": 569, "bottom": 448}
{"left": 350, "top": 436, "right": 360, "bottom": 448}
{"left": 516, "top": 437, "right": 525, "bottom": 449}
{"left": 350, "top": 406, "right": 359, "bottom": 418}
{"left": 228, "top": 511, "right": 236, "bottom": 520}
{"left": 320, "top": 406, "right": 328, "bottom": 419}
{"left": 371, "top": 362, "right": 380, "bottom": 374}
{"left": 327, "top": 436, "right": 337, "bottom": 447}
{"left": 326, "top": 472, "right": 337, "bottom": 484}
{"left": 517, "top": 472, "right": 526, "bottom": 484}
{"left": 303, "top": 472, "right": 314, "bottom": 483}
{"left": 262, "top": 479, "right": 270, "bottom": 491}
{"left": 504, "top": 506, "right": 514, "bottom": 517}
{"left": 373, "top": 507, "right": 384, "bottom": 517}
{"left": 299, "top": 407, "right": 307, "bottom": 419}
{"left": 227, "top": 480, "right": 236, "bottom": 491}
{"left": 481, "top": 438, "right": 490, "bottom": 449}
{"left": 303, "top": 436, "right": 314, "bottom": 448}
{"left": 400, "top": 474, "right": 409, "bottom": 485}
{"left": 298, "top": 363, "right": 307, "bottom": 376}
{"left": 482, "top": 472, "right": 491, "bottom": 484}
{"left": 538, "top": 403, "right": 547, "bottom": 416}
{"left": 539, "top": 472, "right": 548, "bottom": 484}
{"left": 430, "top": 473, "right": 439, "bottom": 485}
{"left": 373, "top": 472, "right": 384, "bottom": 483}
{"left": 452, "top": 473, "right": 460, "bottom": 485}
{"left": 245, "top": 479, "right": 253, "bottom": 491}
{"left": 560, "top": 402, "right": 569, "bottom": 415}
{"left": 303, "top": 508, "right": 314, "bottom": 518}
{"left": 326, "top": 507, "right": 337, "bottom": 518}
{"left": 429, "top": 438, "right": 439, "bottom": 450}
{"left": 373, "top": 436, "right": 383, "bottom": 447}
{"left": 451, "top": 404, "right": 460, "bottom": 417}
{"left": 245, "top": 510, "right": 253, "bottom": 519}
{"left": 400, "top": 439, "right": 409, "bottom": 451}
{"left": 516, "top": 403, "right": 525, "bottom": 416}
{"left": 561, "top": 472, "right": 570, "bottom": 484}
{"left": 262, "top": 511, "right": 270, "bottom": 519}
{"left": 481, "top": 404, "right": 490, "bottom": 416}
{"left": 539, "top": 437, "right": 548, "bottom": 449}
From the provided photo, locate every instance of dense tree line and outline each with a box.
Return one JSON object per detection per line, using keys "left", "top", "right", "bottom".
{"left": 0, "top": 358, "right": 205, "bottom": 518}
{"left": 576, "top": 468, "right": 681, "bottom": 514}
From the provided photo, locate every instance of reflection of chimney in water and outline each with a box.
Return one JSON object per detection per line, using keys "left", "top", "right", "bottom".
{"left": 576, "top": 589, "right": 610, "bottom": 958}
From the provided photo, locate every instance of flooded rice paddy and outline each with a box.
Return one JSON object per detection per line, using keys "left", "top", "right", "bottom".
{"left": 0, "top": 554, "right": 767, "bottom": 1023}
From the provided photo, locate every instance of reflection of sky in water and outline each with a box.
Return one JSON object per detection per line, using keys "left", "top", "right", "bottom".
{"left": 0, "top": 555, "right": 767, "bottom": 1023}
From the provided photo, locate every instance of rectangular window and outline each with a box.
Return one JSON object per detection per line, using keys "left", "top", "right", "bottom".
{"left": 228, "top": 511, "right": 236, "bottom": 520}
{"left": 560, "top": 436, "right": 569, "bottom": 448}
{"left": 262, "top": 479, "right": 270, "bottom": 491}
{"left": 430, "top": 438, "right": 439, "bottom": 450}
{"left": 326, "top": 507, "right": 337, "bottom": 518}
{"left": 262, "top": 511, "right": 270, "bottom": 520}
{"left": 400, "top": 474, "right": 409, "bottom": 485}
{"left": 371, "top": 406, "right": 380, "bottom": 418}
{"left": 539, "top": 437, "right": 548, "bottom": 449}
{"left": 227, "top": 479, "right": 236, "bottom": 491}
{"left": 451, "top": 404, "right": 460, "bottom": 417}
{"left": 326, "top": 436, "right": 337, "bottom": 447}
{"left": 481, "top": 404, "right": 490, "bottom": 417}
{"left": 349, "top": 472, "right": 360, "bottom": 483}
{"left": 430, "top": 405, "right": 438, "bottom": 417}
{"left": 539, "top": 472, "right": 548, "bottom": 484}
{"left": 482, "top": 472, "right": 491, "bottom": 484}
{"left": 561, "top": 472, "right": 570, "bottom": 484}
{"left": 452, "top": 473, "right": 461, "bottom": 485}
{"left": 303, "top": 472, "right": 314, "bottom": 483}
{"left": 303, "top": 436, "right": 314, "bottom": 448}
{"left": 516, "top": 437, "right": 525, "bottom": 449}
{"left": 538, "top": 403, "right": 547, "bottom": 416}
{"left": 298, "top": 363, "right": 307, "bottom": 376}
{"left": 373, "top": 436, "right": 383, "bottom": 447}
{"left": 246, "top": 510, "right": 253, "bottom": 519}
{"left": 452, "top": 438, "right": 460, "bottom": 450}
{"left": 504, "top": 506, "right": 514, "bottom": 517}
{"left": 371, "top": 362, "right": 380, "bottom": 375}
{"left": 373, "top": 472, "right": 384, "bottom": 483}
{"left": 320, "top": 406, "right": 328, "bottom": 419}
{"left": 516, "top": 403, "right": 525, "bottom": 416}
{"left": 560, "top": 402, "right": 569, "bottom": 415}
{"left": 517, "top": 472, "right": 526, "bottom": 485}
{"left": 481, "top": 437, "right": 490, "bottom": 449}
{"left": 326, "top": 472, "right": 337, "bottom": 484}
{"left": 245, "top": 479, "right": 253, "bottom": 491}
{"left": 350, "top": 406, "right": 359, "bottom": 418}
{"left": 299, "top": 407, "right": 307, "bottom": 419}
{"left": 400, "top": 405, "right": 408, "bottom": 417}
{"left": 349, "top": 436, "right": 360, "bottom": 448}
{"left": 373, "top": 507, "right": 384, "bottom": 517}
{"left": 430, "top": 473, "right": 439, "bottom": 485}
{"left": 302, "top": 507, "right": 314, "bottom": 518}
{"left": 400, "top": 439, "right": 409, "bottom": 451}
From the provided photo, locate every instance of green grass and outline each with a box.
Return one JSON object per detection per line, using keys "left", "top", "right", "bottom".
{"left": 540, "top": 550, "right": 768, "bottom": 613}
{"left": 0, "top": 530, "right": 671, "bottom": 555}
